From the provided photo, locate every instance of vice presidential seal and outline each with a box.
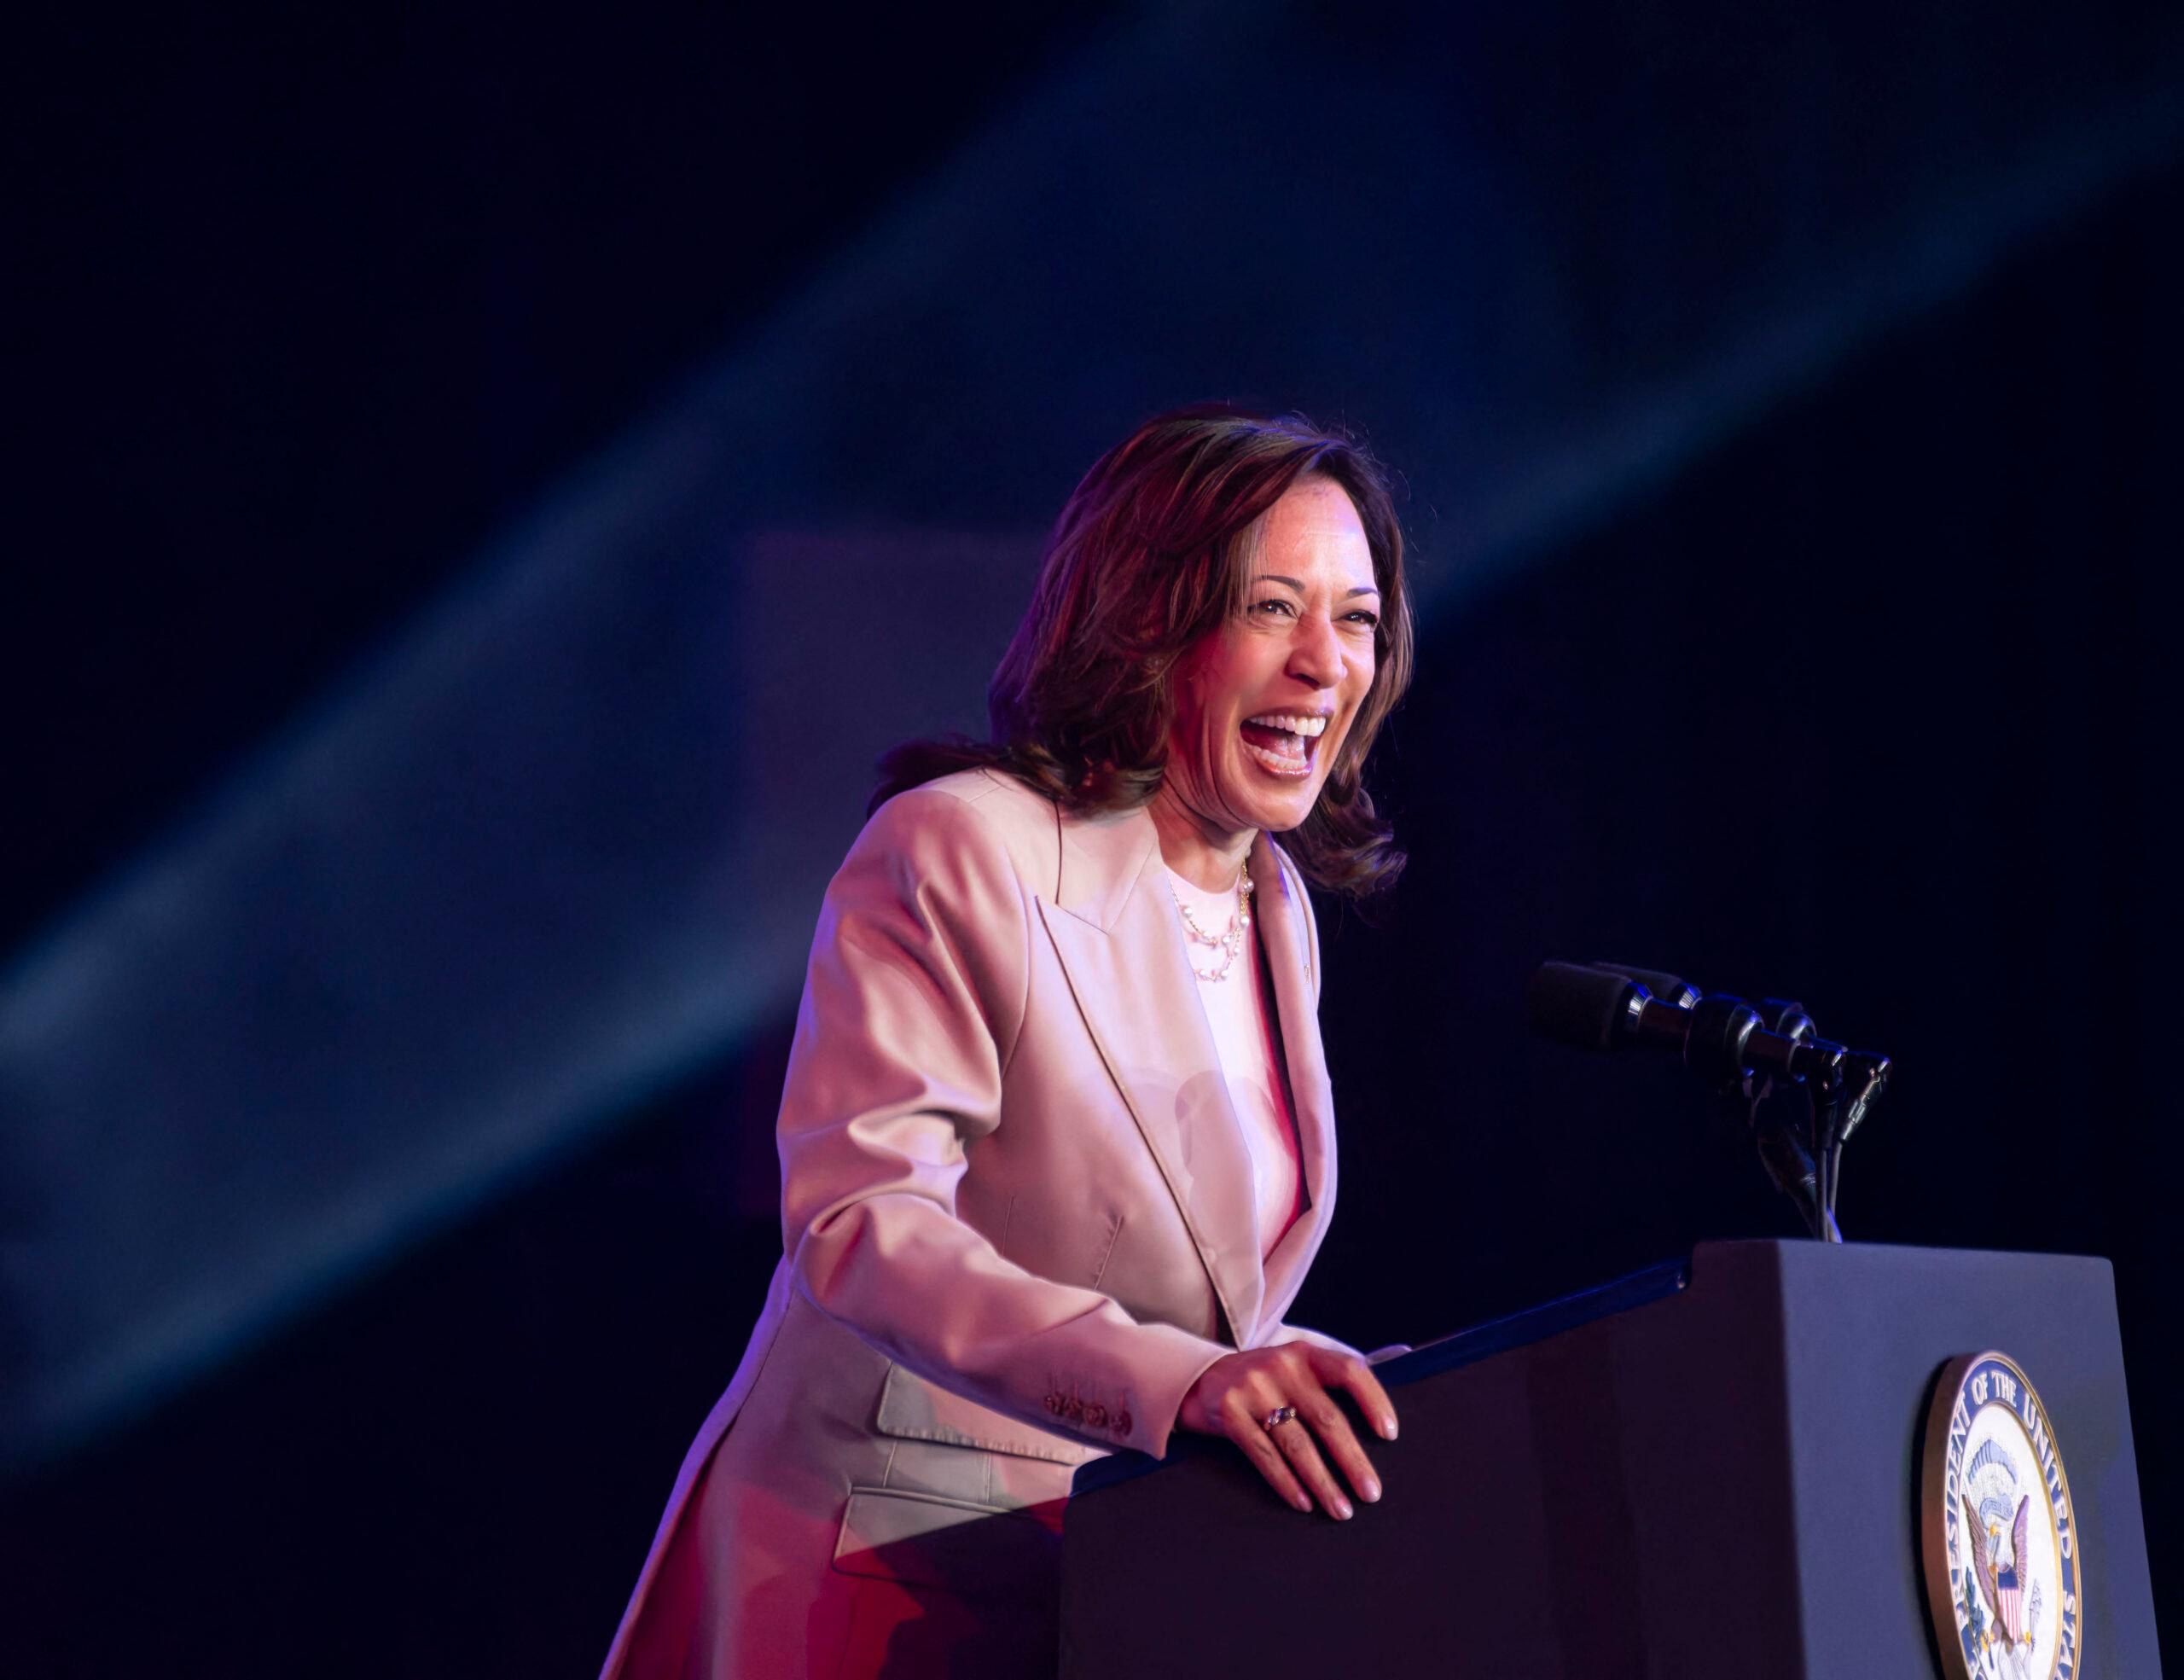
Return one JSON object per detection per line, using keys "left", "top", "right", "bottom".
{"left": 1919, "top": 1351, "right": 2083, "bottom": 1680}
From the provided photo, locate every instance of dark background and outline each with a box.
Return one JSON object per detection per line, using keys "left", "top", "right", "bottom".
{"left": 6, "top": 3, "right": 2179, "bottom": 1671}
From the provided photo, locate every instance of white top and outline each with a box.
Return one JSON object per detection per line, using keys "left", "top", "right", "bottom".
{"left": 1165, "top": 865, "right": 1306, "bottom": 1260}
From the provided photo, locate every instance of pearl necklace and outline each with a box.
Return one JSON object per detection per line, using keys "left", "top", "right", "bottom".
{"left": 1170, "top": 858, "right": 1254, "bottom": 982}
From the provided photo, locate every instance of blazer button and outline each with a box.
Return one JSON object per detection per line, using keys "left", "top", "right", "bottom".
{"left": 1113, "top": 1410, "right": 1133, "bottom": 1436}
{"left": 1045, "top": 1393, "right": 1065, "bottom": 1415}
{"left": 1083, "top": 1403, "right": 1107, "bottom": 1428}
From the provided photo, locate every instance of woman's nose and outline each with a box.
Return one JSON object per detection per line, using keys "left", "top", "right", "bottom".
{"left": 1287, "top": 612, "right": 1344, "bottom": 688}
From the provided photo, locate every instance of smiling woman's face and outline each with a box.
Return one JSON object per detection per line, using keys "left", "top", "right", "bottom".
{"left": 1163, "top": 475, "right": 1381, "bottom": 842}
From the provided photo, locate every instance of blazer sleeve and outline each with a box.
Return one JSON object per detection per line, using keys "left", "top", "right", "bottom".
{"left": 776, "top": 782, "right": 1229, "bottom": 1459}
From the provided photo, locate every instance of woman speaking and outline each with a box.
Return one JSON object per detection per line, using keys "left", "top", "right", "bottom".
{"left": 603, "top": 405, "right": 1414, "bottom": 1677}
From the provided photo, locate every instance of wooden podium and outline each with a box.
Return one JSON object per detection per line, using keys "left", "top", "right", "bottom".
{"left": 1060, "top": 1241, "right": 2163, "bottom": 1677}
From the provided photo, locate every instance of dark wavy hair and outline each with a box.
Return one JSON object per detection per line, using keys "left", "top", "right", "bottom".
{"left": 874, "top": 404, "right": 1414, "bottom": 898}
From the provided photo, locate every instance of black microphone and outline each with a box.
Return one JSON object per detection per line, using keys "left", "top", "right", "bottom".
{"left": 1526, "top": 961, "right": 1846, "bottom": 1086}
{"left": 1529, "top": 960, "right": 1889, "bottom": 1244}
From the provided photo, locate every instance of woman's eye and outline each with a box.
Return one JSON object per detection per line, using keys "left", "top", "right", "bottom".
{"left": 1345, "top": 610, "right": 1380, "bottom": 629}
{"left": 1252, "top": 598, "right": 1296, "bottom": 618}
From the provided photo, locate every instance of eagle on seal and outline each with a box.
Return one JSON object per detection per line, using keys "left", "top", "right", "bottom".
{"left": 1962, "top": 1490, "right": 2031, "bottom": 1648}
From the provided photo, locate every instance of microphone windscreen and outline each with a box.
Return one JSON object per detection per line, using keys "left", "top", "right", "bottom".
{"left": 1527, "top": 961, "right": 1637, "bottom": 1053}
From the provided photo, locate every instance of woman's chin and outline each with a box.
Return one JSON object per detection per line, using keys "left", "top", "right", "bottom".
{"left": 1226, "top": 772, "right": 1321, "bottom": 834}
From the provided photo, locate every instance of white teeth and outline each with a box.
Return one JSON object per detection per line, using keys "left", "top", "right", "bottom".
{"left": 1244, "top": 712, "right": 1328, "bottom": 737}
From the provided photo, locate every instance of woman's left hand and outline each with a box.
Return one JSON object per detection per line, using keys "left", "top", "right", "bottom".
{"left": 1176, "top": 1342, "right": 1398, "bottom": 1519}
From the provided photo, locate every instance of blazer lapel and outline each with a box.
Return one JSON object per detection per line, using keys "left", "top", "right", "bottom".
{"left": 1037, "top": 805, "right": 1264, "bottom": 1347}
{"left": 1248, "top": 831, "right": 1337, "bottom": 1341}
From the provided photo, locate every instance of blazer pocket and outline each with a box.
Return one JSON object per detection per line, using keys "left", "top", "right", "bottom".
{"left": 874, "top": 1363, "right": 1100, "bottom": 1468}
{"left": 830, "top": 1487, "right": 1061, "bottom": 1596}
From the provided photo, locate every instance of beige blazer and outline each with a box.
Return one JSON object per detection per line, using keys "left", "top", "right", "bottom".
{"left": 602, "top": 767, "right": 1344, "bottom": 1677}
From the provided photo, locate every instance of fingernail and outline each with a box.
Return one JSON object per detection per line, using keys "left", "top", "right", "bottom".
{"left": 1382, "top": 1416, "right": 1399, "bottom": 1440}
{"left": 1335, "top": 1497, "right": 1354, "bottom": 1520}
{"left": 1293, "top": 1492, "right": 1312, "bottom": 1513}
{"left": 1362, "top": 1478, "right": 1381, "bottom": 1503}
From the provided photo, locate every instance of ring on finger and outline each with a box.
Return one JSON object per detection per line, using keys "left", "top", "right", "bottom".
{"left": 1260, "top": 1404, "right": 1299, "bottom": 1432}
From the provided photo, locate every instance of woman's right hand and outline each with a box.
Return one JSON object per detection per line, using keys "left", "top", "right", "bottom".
{"left": 1176, "top": 1343, "right": 1398, "bottom": 1519}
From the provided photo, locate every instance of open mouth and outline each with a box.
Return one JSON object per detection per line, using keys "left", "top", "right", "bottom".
{"left": 1239, "top": 712, "right": 1328, "bottom": 778}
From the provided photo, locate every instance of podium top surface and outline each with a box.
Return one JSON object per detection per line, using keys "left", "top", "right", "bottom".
{"left": 1075, "top": 1240, "right": 2119, "bottom": 1499}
